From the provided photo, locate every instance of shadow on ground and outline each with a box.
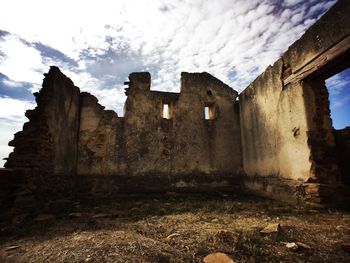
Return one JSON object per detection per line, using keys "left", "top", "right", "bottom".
{"left": 0, "top": 193, "right": 350, "bottom": 262}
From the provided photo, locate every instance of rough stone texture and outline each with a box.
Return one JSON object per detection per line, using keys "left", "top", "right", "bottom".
{"left": 4, "top": 66, "right": 80, "bottom": 199}
{"left": 302, "top": 80, "right": 341, "bottom": 184}
{"left": 203, "top": 252, "right": 235, "bottom": 263}
{"left": 123, "top": 72, "right": 241, "bottom": 177}
{"left": 242, "top": 175, "right": 303, "bottom": 204}
{"left": 5, "top": 67, "right": 242, "bottom": 197}
{"left": 77, "top": 92, "right": 125, "bottom": 176}
{"left": 5, "top": 66, "right": 80, "bottom": 175}
{"left": 334, "top": 127, "right": 350, "bottom": 185}
{"left": 281, "top": 0, "right": 350, "bottom": 75}
{"left": 239, "top": 0, "right": 350, "bottom": 203}
{"left": 79, "top": 71, "right": 242, "bottom": 194}
{"left": 0, "top": 169, "right": 23, "bottom": 220}
{"left": 3, "top": 0, "right": 350, "bottom": 207}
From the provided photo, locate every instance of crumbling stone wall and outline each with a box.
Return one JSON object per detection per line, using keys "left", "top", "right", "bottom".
{"left": 4, "top": 66, "right": 81, "bottom": 207}
{"left": 123, "top": 72, "right": 241, "bottom": 177}
{"left": 239, "top": 0, "right": 350, "bottom": 204}
{"left": 78, "top": 71, "right": 242, "bottom": 193}
{"left": 335, "top": 127, "right": 350, "bottom": 186}
{"left": 77, "top": 92, "right": 125, "bottom": 176}
{"left": 4, "top": 66, "right": 242, "bottom": 196}
{"left": 3, "top": 0, "right": 350, "bottom": 206}
{"left": 5, "top": 66, "right": 80, "bottom": 176}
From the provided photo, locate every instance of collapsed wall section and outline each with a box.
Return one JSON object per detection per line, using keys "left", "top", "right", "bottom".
{"left": 4, "top": 67, "right": 243, "bottom": 197}
{"left": 76, "top": 92, "right": 128, "bottom": 195}
{"left": 239, "top": 0, "right": 350, "bottom": 204}
{"left": 77, "top": 92, "right": 125, "bottom": 176}
{"left": 4, "top": 66, "right": 81, "bottom": 201}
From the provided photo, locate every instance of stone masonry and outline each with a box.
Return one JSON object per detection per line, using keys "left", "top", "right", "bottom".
{"left": 1, "top": 0, "right": 350, "bottom": 211}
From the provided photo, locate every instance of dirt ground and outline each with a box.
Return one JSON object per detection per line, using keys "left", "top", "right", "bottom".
{"left": 0, "top": 193, "right": 350, "bottom": 263}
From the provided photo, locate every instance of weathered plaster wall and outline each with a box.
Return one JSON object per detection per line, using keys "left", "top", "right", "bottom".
{"left": 178, "top": 73, "right": 242, "bottom": 174}
{"left": 77, "top": 92, "right": 125, "bottom": 176}
{"left": 123, "top": 72, "right": 241, "bottom": 178}
{"left": 78, "top": 71, "right": 242, "bottom": 193}
{"left": 240, "top": 62, "right": 311, "bottom": 182}
{"left": 239, "top": 0, "right": 350, "bottom": 203}
{"left": 123, "top": 72, "right": 170, "bottom": 176}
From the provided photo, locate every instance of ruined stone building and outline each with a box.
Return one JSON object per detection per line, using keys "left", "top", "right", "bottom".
{"left": 1, "top": 0, "right": 350, "bottom": 209}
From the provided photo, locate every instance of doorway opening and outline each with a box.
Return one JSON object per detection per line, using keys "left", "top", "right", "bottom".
{"left": 325, "top": 67, "right": 350, "bottom": 130}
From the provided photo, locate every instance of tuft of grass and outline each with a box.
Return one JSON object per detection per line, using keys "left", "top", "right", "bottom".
{"left": 270, "top": 227, "right": 294, "bottom": 243}
{"left": 235, "top": 229, "right": 263, "bottom": 256}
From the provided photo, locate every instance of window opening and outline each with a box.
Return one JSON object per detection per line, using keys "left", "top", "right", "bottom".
{"left": 204, "top": 107, "right": 210, "bottom": 120}
{"left": 325, "top": 67, "right": 350, "bottom": 129}
{"left": 163, "top": 104, "right": 169, "bottom": 119}
{"left": 161, "top": 102, "right": 173, "bottom": 119}
{"left": 204, "top": 104, "right": 215, "bottom": 120}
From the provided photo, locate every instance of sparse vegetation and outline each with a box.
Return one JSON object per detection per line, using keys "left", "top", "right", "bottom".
{"left": 1, "top": 193, "right": 350, "bottom": 262}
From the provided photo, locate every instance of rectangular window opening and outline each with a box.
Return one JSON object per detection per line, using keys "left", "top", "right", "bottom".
{"left": 204, "top": 105, "right": 215, "bottom": 120}
{"left": 204, "top": 107, "right": 210, "bottom": 120}
{"left": 163, "top": 104, "right": 169, "bottom": 119}
{"left": 161, "top": 102, "right": 173, "bottom": 119}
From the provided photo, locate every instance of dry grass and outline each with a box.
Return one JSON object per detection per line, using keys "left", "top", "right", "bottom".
{"left": 0, "top": 193, "right": 350, "bottom": 262}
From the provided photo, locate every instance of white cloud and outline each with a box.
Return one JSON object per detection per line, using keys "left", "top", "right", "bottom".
{"left": 0, "top": 97, "right": 35, "bottom": 121}
{"left": 0, "top": 0, "right": 337, "bottom": 95}
{"left": 0, "top": 0, "right": 339, "bottom": 166}
{"left": 326, "top": 68, "right": 350, "bottom": 109}
{"left": 331, "top": 95, "right": 350, "bottom": 109}
{"left": 2, "top": 78, "right": 23, "bottom": 88}
{"left": 326, "top": 72, "right": 350, "bottom": 96}
{"left": 283, "top": 0, "right": 305, "bottom": 7}
{"left": 0, "top": 97, "right": 35, "bottom": 167}
{"left": 0, "top": 34, "right": 45, "bottom": 85}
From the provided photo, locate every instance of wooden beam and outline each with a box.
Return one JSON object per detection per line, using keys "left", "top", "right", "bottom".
{"left": 284, "top": 34, "right": 350, "bottom": 86}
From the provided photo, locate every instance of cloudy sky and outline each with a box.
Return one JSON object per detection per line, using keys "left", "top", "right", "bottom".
{"left": 0, "top": 0, "right": 349, "bottom": 167}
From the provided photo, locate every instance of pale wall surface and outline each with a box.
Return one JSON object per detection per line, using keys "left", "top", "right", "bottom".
{"left": 239, "top": 0, "right": 350, "bottom": 203}
{"left": 240, "top": 62, "right": 311, "bottom": 181}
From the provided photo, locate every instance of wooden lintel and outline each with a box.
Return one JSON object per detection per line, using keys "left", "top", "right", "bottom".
{"left": 284, "top": 34, "right": 350, "bottom": 86}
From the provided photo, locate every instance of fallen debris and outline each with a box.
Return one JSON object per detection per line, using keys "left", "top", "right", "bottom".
{"left": 165, "top": 233, "right": 181, "bottom": 240}
{"left": 285, "top": 242, "right": 298, "bottom": 251}
{"left": 260, "top": 223, "right": 280, "bottom": 234}
{"left": 296, "top": 242, "right": 311, "bottom": 250}
{"left": 203, "top": 252, "right": 235, "bottom": 263}
{"left": 5, "top": 245, "right": 21, "bottom": 251}
{"left": 282, "top": 241, "right": 311, "bottom": 252}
